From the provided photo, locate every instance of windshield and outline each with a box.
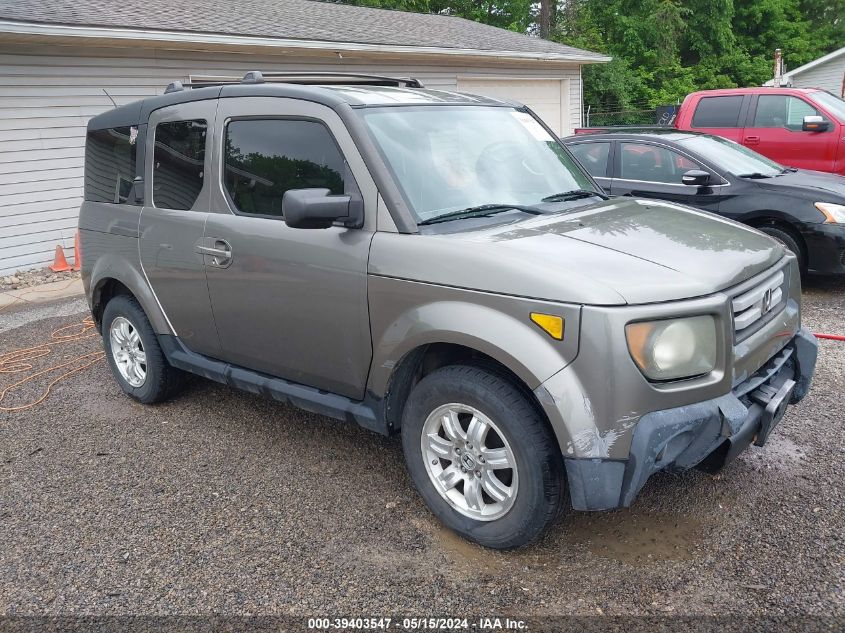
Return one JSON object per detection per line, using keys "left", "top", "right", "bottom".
{"left": 359, "top": 106, "right": 596, "bottom": 222}
{"left": 677, "top": 134, "right": 783, "bottom": 177}
{"left": 813, "top": 91, "right": 845, "bottom": 122}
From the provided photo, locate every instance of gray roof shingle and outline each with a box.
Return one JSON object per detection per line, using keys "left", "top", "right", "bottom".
{"left": 0, "top": 0, "right": 607, "bottom": 61}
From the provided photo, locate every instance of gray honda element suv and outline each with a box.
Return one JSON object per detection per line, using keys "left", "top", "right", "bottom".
{"left": 80, "top": 72, "right": 818, "bottom": 549}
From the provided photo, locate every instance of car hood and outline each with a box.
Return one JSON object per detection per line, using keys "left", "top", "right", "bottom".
{"left": 369, "top": 198, "right": 785, "bottom": 305}
{"left": 754, "top": 169, "right": 845, "bottom": 201}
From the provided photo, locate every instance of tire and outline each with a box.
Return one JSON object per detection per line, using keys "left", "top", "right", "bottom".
{"left": 760, "top": 225, "right": 806, "bottom": 273}
{"left": 102, "top": 294, "right": 185, "bottom": 404}
{"left": 401, "top": 365, "right": 565, "bottom": 549}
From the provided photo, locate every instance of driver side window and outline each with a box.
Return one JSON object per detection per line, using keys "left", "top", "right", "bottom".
{"left": 753, "top": 95, "right": 826, "bottom": 131}
{"left": 223, "top": 118, "right": 348, "bottom": 218}
{"left": 619, "top": 143, "right": 699, "bottom": 184}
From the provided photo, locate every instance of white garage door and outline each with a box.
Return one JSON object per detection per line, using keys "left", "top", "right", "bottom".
{"left": 457, "top": 78, "right": 571, "bottom": 136}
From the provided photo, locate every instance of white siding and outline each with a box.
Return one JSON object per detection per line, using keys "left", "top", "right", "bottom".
{"left": 0, "top": 42, "right": 583, "bottom": 275}
{"left": 790, "top": 56, "right": 845, "bottom": 96}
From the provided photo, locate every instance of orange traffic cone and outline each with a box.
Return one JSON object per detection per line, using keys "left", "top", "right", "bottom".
{"left": 72, "top": 231, "right": 81, "bottom": 271}
{"left": 49, "top": 244, "right": 72, "bottom": 272}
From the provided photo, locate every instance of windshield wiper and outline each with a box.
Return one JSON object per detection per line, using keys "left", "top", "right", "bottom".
{"left": 736, "top": 172, "right": 774, "bottom": 179}
{"left": 417, "top": 203, "right": 543, "bottom": 226}
{"left": 779, "top": 167, "right": 798, "bottom": 174}
{"left": 541, "top": 189, "right": 608, "bottom": 202}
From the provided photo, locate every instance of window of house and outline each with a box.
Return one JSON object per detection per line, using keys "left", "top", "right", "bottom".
{"left": 84, "top": 126, "right": 138, "bottom": 204}
{"left": 691, "top": 96, "right": 744, "bottom": 128}
{"left": 569, "top": 142, "right": 611, "bottom": 178}
{"left": 223, "top": 119, "right": 347, "bottom": 218}
{"left": 619, "top": 143, "right": 699, "bottom": 184}
{"left": 753, "top": 95, "right": 826, "bottom": 131}
{"left": 153, "top": 119, "right": 207, "bottom": 211}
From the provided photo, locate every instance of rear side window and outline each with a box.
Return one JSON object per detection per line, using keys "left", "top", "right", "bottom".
{"left": 619, "top": 143, "right": 699, "bottom": 184}
{"left": 84, "top": 126, "right": 138, "bottom": 204}
{"left": 569, "top": 142, "right": 611, "bottom": 178}
{"left": 691, "top": 96, "right": 744, "bottom": 128}
{"left": 153, "top": 120, "right": 207, "bottom": 211}
{"left": 223, "top": 119, "right": 346, "bottom": 218}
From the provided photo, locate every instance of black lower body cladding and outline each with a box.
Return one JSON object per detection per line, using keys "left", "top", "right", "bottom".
{"left": 565, "top": 327, "right": 818, "bottom": 511}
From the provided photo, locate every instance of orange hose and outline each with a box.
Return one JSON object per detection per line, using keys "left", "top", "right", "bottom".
{"left": 815, "top": 333, "right": 845, "bottom": 341}
{"left": 0, "top": 315, "right": 104, "bottom": 413}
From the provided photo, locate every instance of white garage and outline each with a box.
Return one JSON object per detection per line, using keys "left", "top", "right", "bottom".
{"left": 0, "top": 0, "right": 607, "bottom": 275}
{"left": 457, "top": 78, "right": 575, "bottom": 136}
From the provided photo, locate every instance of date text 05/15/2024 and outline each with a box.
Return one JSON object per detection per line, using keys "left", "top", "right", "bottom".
{"left": 307, "top": 617, "right": 528, "bottom": 630}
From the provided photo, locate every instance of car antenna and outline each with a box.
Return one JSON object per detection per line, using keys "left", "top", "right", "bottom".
{"left": 102, "top": 88, "right": 118, "bottom": 108}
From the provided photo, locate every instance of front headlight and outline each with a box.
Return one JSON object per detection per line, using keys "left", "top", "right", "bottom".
{"left": 626, "top": 315, "right": 717, "bottom": 381}
{"left": 815, "top": 202, "right": 845, "bottom": 223}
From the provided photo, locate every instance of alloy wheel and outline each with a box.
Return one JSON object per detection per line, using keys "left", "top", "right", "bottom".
{"left": 109, "top": 316, "right": 147, "bottom": 388}
{"left": 420, "top": 403, "right": 518, "bottom": 521}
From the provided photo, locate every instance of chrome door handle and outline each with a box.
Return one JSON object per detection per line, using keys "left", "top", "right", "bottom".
{"left": 196, "top": 238, "right": 233, "bottom": 268}
{"left": 197, "top": 246, "right": 230, "bottom": 258}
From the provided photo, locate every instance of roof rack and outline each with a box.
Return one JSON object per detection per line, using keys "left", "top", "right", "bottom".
{"left": 164, "top": 71, "right": 425, "bottom": 93}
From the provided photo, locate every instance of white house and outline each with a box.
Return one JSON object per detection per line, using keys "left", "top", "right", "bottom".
{"left": 765, "top": 46, "right": 845, "bottom": 97}
{"left": 0, "top": 0, "right": 608, "bottom": 275}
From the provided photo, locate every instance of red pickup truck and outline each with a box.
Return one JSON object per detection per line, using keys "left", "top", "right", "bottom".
{"left": 577, "top": 88, "right": 845, "bottom": 175}
{"left": 674, "top": 88, "right": 845, "bottom": 175}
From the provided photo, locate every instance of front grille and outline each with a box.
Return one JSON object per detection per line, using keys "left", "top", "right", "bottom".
{"left": 732, "top": 270, "right": 786, "bottom": 339}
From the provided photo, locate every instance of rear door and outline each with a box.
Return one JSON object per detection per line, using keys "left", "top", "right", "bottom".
{"left": 139, "top": 100, "right": 221, "bottom": 357}
{"left": 744, "top": 93, "right": 838, "bottom": 170}
{"left": 687, "top": 94, "right": 748, "bottom": 143}
{"left": 609, "top": 140, "right": 724, "bottom": 213}
{"left": 203, "top": 97, "right": 375, "bottom": 400}
{"left": 567, "top": 139, "right": 613, "bottom": 192}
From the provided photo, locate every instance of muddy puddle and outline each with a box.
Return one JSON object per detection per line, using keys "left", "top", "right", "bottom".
{"left": 562, "top": 511, "right": 703, "bottom": 566}
{"left": 414, "top": 517, "right": 505, "bottom": 573}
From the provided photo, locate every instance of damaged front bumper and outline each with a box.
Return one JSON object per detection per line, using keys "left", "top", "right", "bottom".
{"left": 564, "top": 327, "right": 819, "bottom": 511}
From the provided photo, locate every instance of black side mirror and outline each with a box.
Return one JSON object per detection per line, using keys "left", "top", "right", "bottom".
{"left": 681, "top": 169, "right": 711, "bottom": 186}
{"left": 802, "top": 115, "right": 831, "bottom": 132}
{"left": 282, "top": 188, "right": 363, "bottom": 229}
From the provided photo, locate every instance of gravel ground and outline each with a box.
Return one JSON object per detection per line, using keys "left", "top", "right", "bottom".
{"left": 0, "top": 277, "right": 843, "bottom": 626}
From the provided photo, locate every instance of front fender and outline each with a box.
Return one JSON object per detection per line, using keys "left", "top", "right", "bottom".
{"left": 366, "top": 275, "right": 581, "bottom": 398}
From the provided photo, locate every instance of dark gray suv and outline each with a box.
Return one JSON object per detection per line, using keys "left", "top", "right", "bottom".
{"left": 79, "top": 72, "right": 818, "bottom": 549}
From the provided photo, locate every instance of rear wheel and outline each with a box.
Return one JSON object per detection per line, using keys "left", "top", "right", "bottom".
{"left": 102, "top": 295, "right": 185, "bottom": 404}
{"left": 401, "top": 365, "right": 565, "bottom": 549}
{"left": 760, "top": 225, "right": 806, "bottom": 273}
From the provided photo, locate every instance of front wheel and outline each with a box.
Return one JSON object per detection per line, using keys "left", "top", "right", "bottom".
{"left": 760, "top": 225, "right": 806, "bottom": 273}
{"left": 401, "top": 365, "right": 565, "bottom": 549}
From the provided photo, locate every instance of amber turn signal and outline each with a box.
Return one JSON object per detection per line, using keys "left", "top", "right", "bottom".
{"left": 530, "top": 313, "right": 564, "bottom": 340}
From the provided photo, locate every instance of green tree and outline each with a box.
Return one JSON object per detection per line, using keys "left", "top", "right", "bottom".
{"left": 328, "top": 0, "right": 845, "bottom": 113}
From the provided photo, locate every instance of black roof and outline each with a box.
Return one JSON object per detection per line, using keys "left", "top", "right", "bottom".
{"left": 563, "top": 128, "right": 709, "bottom": 142}
{"left": 88, "top": 81, "right": 518, "bottom": 130}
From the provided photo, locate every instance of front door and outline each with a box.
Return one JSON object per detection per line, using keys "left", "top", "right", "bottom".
{"left": 744, "top": 94, "right": 838, "bottom": 170}
{"left": 204, "top": 97, "right": 375, "bottom": 400}
{"left": 610, "top": 141, "right": 724, "bottom": 213}
{"left": 139, "top": 100, "right": 221, "bottom": 357}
